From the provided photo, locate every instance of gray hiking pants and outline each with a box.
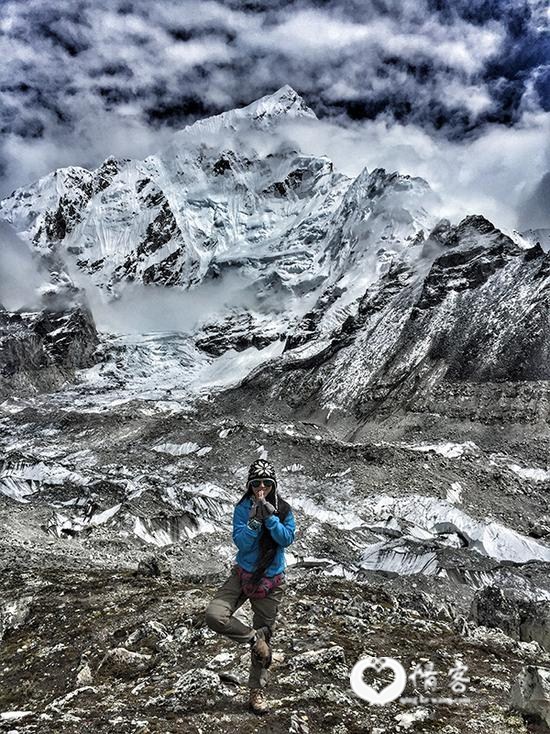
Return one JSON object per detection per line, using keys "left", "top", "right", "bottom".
{"left": 205, "top": 564, "right": 287, "bottom": 689}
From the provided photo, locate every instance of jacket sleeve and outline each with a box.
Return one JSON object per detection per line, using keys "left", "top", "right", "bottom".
{"left": 232, "top": 502, "right": 261, "bottom": 552}
{"left": 264, "top": 510, "right": 296, "bottom": 547}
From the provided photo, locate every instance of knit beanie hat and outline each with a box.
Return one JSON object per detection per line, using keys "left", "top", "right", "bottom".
{"left": 247, "top": 459, "right": 278, "bottom": 489}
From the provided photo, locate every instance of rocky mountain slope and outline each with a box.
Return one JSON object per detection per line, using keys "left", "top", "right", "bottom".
{"left": 225, "top": 214, "right": 550, "bottom": 434}
{"left": 1, "top": 86, "right": 550, "bottom": 732}
{"left": 2, "top": 404, "right": 550, "bottom": 732}
{"left": 2, "top": 86, "right": 547, "bottom": 429}
{"left": 3, "top": 562, "right": 548, "bottom": 734}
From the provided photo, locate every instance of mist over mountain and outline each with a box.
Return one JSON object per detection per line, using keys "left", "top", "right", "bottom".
{"left": 1, "top": 0, "right": 548, "bottom": 235}
{"left": 1, "top": 84, "right": 550, "bottom": 733}
{"left": 1, "top": 84, "right": 549, "bottom": 417}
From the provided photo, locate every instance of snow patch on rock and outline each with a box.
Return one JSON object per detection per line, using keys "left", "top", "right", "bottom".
{"left": 371, "top": 494, "right": 550, "bottom": 564}
{"left": 404, "top": 441, "right": 479, "bottom": 458}
{"left": 508, "top": 464, "right": 550, "bottom": 482}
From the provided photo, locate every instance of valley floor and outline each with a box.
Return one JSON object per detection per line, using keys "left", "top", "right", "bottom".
{"left": 1, "top": 395, "right": 550, "bottom": 732}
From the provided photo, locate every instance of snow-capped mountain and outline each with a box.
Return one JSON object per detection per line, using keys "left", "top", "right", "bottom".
{"left": 0, "top": 85, "right": 346, "bottom": 298}
{"left": 0, "top": 86, "right": 429, "bottom": 402}
{"left": 0, "top": 86, "right": 358, "bottom": 380}
{"left": 2, "top": 89, "right": 550, "bottom": 734}
{"left": 1, "top": 84, "right": 548, "bottom": 427}
{"left": 229, "top": 213, "right": 550, "bottom": 430}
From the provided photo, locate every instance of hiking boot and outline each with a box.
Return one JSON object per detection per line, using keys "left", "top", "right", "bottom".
{"left": 250, "top": 627, "right": 272, "bottom": 669}
{"left": 249, "top": 687, "right": 269, "bottom": 715}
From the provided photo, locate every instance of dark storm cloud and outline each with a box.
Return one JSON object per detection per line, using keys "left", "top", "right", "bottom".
{"left": 0, "top": 0, "right": 548, "bottom": 230}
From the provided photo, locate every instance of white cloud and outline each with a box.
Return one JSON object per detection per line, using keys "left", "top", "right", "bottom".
{"left": 71, "top": 270, "right": 257, "bottom": 335}
{"left": 151, "top": 0, "right": 257, "bottom": 33}
{"left": 0, "top": 221, "right": 45, "bottom": 310}
{"left": 165, "top": 38, "right": 234, "bottom": 66}
{"left": 245, "top": 9, "right": 504, "bottom": 74}
{"left": 444, "top": 80, "right": 493, "bottom": 116}
{"left": 247, "top": 10, "right": 375, "bottom": 54}
{"left": 275, "top": 108, "right": 550, "bottom": 231}
{"left": 0, "top": 110, "right": 175, "bottom": 197}
{"left": 0, "top": 35, "right": 41, "bottom": 66}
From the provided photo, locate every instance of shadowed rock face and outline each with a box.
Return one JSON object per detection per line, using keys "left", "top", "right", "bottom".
{"left": 0, "top": 305, "right": 101, "bottom": 395}
{"left": 472, "top": 586, "right": 550, "bottom": 652}
{"left": 218, "top": 217, "right": 550, "bottom": 429}
{"left": 196, "top": 313, "right": 285, "bottom": 356}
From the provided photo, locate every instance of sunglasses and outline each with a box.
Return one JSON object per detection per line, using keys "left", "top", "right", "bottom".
{"left": 248, "top": 479, "right": 276, "bottom": 490}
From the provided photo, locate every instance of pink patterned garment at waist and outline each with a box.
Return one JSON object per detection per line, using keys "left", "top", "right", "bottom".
{"left": 235, "top": 564, "right": 284, "bottom": 598}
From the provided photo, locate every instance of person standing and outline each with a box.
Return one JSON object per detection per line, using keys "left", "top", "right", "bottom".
{"left": 205, "top": 459, "right": 296, "bottom": 715}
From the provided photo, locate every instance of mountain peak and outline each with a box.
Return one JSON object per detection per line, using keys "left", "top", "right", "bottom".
{"left": 172, "top": 85, "right": 316, "bottom": 143}
{"left": 364, "top": 168, "right": 432, "bottom": 197}
{"left": 246, "top": 85, "right": 317, "bottom": 122}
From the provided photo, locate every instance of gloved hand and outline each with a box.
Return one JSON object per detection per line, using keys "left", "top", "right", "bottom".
{"left": 257, "top": 495, "right": 276, "bottom": 517}
{"left": 254, "top": 502, "right": 268, "bottom": 521}
{"left": 248, "top": 500, "right": 259, "bottom": 520}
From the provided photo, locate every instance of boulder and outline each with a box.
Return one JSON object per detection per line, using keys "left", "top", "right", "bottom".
{"left": 97, "top": 647, "right": 154, "bottom": 677}
{"left": 135, "top": 557, "right": 162, "bottom": 578}
{"left": 510, "top": 665, "right": 550, "bottom": 728}
{"left": 471, "top": 586, "right": 550, "bottom": 653}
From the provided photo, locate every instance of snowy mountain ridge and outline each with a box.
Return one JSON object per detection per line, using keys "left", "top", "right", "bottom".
{"left": 3, "top": 90, "right": 550, "bottom": 734}
{"left": 1, "top": 85, "right": 549, "bottom": 426}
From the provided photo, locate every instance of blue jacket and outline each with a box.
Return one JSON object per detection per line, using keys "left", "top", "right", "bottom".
{"left": 232, "top": 496, "right": 296, "bottom": 577}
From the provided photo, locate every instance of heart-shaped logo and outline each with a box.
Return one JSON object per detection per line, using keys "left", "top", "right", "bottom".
{"left": 350, "top": 656, "right": 407, "bottom": 705}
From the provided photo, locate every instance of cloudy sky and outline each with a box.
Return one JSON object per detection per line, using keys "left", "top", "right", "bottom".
{"left": 0, "top": 0, "right": 548, "bottom": 228}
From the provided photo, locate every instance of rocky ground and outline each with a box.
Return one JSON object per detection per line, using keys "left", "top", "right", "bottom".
{"left": 1, "top": 395, "right": 550, "bottom": 732}
{"left": 1, "top": 561, "right": 549, "bottom": 734}
{"left": 2, "top": 83, "right": 550, "bottom": 733}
